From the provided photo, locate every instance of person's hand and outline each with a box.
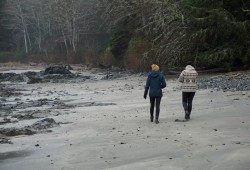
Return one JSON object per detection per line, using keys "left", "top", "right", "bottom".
{"left": 144, "top": 95, "right": 147, "bottom": 99}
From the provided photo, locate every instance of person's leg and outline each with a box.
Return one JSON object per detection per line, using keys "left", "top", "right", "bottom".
{"left": 155, "top": 97, "right": 162, "bottom": 124}
{"left": 150, "top": 97, "right": 155, "bottom": 122}
{"left": 187, "top": 92, "right": 195, "bottom": 119}
{"left": 182, "top": 92, "right": 189, "bottom": 119}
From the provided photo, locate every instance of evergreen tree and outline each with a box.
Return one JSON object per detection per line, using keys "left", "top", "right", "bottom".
{"left": 185, "top": 0, "right": 250, "bottom": 68}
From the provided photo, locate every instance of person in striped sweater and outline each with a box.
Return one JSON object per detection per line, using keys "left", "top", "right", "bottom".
{"left": 178, "top": 61, "right": 198, "bottom": 120}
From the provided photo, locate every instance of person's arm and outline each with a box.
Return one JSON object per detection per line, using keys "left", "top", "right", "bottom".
{"left": 144, "top": 76, "right": 150, "bottom": 99}
{"left": 178, "top": 71, "right": 184, "bottom": 83}
{"left": 161, "top": 75, "right": 166, "bottom": 88}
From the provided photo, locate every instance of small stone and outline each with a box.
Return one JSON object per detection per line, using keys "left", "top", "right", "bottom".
{"left": 47, "top": 155, "right": 50, "bottom": 157}
{"left": 35, "top": 144, "right": 39, "bottom": 147}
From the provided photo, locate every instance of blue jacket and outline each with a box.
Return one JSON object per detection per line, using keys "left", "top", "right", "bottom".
{"left": 144, "top": 71, "right": 166, "bottom": 97}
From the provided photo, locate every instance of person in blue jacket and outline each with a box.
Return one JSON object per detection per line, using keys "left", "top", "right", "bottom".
{"left": 144, "top": 64, "right": 166, "bottom": 124}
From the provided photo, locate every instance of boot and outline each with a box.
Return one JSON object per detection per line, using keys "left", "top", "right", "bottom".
{"left": 150, "top": 115, "right": 154, "bottom": 122}
{"left": 155, "top": 116, "right": 159, "bottom": 124}
{"left": 185, "top": 110, "right": 189, "bottom": 120}
{"left": 187, "top": 111, "right": 191, "bottom": 120}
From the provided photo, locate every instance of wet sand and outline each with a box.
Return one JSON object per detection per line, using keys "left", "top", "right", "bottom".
{"left": 0, "top": 68, "right": 250, "bottom": 170}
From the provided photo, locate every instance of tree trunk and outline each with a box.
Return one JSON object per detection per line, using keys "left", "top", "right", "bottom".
{"left": 23, "top": 29, "right": 28, "bottom": 53}
{"left": 62, "top": 29, "right": 68, "bottom": 54}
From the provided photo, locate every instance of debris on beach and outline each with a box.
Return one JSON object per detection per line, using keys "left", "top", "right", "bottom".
{"left": 198, "top": 72, "right": 250, "bottom": 91}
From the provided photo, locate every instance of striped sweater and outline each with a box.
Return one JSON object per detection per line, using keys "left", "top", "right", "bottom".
{"left": 178, "top": 65, "right": 198, "bottom": 92}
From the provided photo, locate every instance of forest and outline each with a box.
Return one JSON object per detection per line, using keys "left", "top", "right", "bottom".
{"left": 0, "top": 0, "right": 249, "bottom": 71}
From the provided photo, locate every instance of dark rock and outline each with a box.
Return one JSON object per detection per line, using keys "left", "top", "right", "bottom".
{"left": 29, "top": 118, "right": 59, "bottom": 130}
{"left": 35, "top": 98, "right": 50, "bottom": 106}
{"left": 27, "top": 77, "right": 42, "bottom": 84}
{"left": 22, "top": 71, "right": 40, "bottom": 78}
{"left": 0, "top": 128, "right": 36, "bottom": 136}
{"left": 44, "top": 65, "right": 72, "bottom": 75}
{"left": 81, "top": 75, "right": 91, "bottom": 79}
{"left": 0, "top": 73, "right": 25, "bottom": 82}
{"left": 0, "top": 118, "right": 18, "bottom": 125}
{"left": 0, "top": 118, "right": 11, "bottom": 125}
{"left": 98, "top": 64, "right": 111, "bottom": 69}
{"left": 65, "top": 64, "right": 73, "bottom": 70}
{"left": 12, "top": 114, "right": 36, "bottom": 120}
{"left": 0, "top": 138, "right": 13, "bottom": 144}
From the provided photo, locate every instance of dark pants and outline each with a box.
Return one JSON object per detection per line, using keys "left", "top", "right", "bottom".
{"left": 150, "top": 97, "right": 162, "bottom": 119}
{"left": 182, "top": 92, "right": 195, "bottom": 114}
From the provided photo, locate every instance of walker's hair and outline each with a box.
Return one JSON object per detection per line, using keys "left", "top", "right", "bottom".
{"left": 151, "top": 64, "right": 160, "bottom": 71}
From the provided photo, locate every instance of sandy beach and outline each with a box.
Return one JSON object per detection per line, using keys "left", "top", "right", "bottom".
{"left": 0, "top": 67, "right": 250, "bottom": 170}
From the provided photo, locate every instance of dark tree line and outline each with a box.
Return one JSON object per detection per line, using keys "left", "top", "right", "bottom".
{"left": 186, "top": 0, "right": 250, "bottom": 68}
{"left": 102, "top": 0, "right": 250, "bottom": 69}
{"left": 0, "top": 0, "right": 249, "bottom": 69}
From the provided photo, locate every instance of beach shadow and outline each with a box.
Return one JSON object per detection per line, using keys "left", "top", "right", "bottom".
{"left": 0, "top": 151, "right": 30, "bottom": 161}
{"left": 174, "top": 119, "right": 189, "bottom": 122}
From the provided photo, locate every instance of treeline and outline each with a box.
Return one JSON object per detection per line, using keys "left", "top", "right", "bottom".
{"left": 0, "top": 0, "right": 103, "bottom": 63}
{"left": 0, "top": 0, "right": 249, "bottom": 70}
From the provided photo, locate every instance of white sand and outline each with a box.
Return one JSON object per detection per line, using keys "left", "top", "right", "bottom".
{"left": 0, "top": 71, "right": 250, "bottom": 170}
